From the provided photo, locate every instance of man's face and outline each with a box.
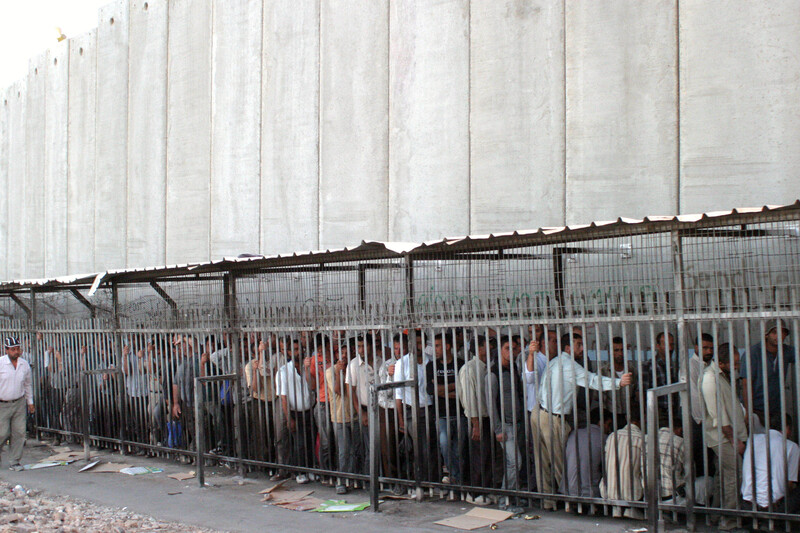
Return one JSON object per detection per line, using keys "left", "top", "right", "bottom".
{"left": 766, "top": 328, "right": 788, "bottom": 348}
{"left": 172, "top": 335, "right": 185, "bottom": 356}
{"left": 657, "top": 334, "right": 674, "bottom": 357}
{"left": 357, "top": 340, "right": 366, "bottom": 357}
{"left": 6, "top": 346, "right": 21, "bottom": 360}
{"left": 500, "top": 342, "right": 512, "bottom": 366}
{"left": 434, "top": 339, "right": 445, "bottom": 360}
{"left": 569, "top": 338, "right": 584, "bottom": 360}
{"left": 546, "top": 331, "right": 558, "bottom": 357}
{"left": 698, "top": 340, "right": 713, "bottom": 363}
{"left": 415, "top": 335, "right": 423, "bottom": 355}
{"left": 612, "top": 342, "right": 624, "bottom": 363}
{"left": 733, "top": 350, "right": 741, "bottom": 372}
{"left": 393, "top": 340, "right": 403, "bottom": 357}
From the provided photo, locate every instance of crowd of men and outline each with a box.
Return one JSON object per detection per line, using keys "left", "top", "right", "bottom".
{"left": 4, "top": 321, "right": 798, "bottom": 528}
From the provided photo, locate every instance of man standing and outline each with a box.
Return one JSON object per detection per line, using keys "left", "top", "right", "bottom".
{"left": 0, "top": 337, "right": 35, "bottom": 470}
{"left": 532, "top": 332, "right": 632, "bottom": 510}
{"left": 701, "top": 342, "right": 748, "bottom": 530}
{"left": 741, "top": 322, "right": 795, "bottom": 427}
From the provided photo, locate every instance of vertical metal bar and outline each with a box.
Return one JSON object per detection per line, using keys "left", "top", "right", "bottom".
{"left": 110, "top": 284, "right": 127, "bottom": 455}
{"left": 646, "top": 388, "right": 659, "bottom": 533}
{"left": 81, "top": 372, "right": 90, "bottom": 461}
{"left": 224, "top": 272, "right": 245, "bottom": 478}
{"left": 30, "top": 289, "right": 40, "bottom": 440}
{"left": 195, "top": 376, "right": 204, "bottom": 487}
{"left": 369, "top": 383, "right": 380, "bottom": 512}
{"left": 671, "top": 229, "right": 695, "bottom": 532}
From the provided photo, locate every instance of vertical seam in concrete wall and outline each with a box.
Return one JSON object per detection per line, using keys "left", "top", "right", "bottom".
{"left": 561, "top": 0, "right": 567, "bottom": 225}
{"left": 43, "top": 61, "right": 49, "bottom": 276}
{"left": 208, "top": 0, "right": 215, "bottom": 261}
{"left": 257, "top": 0, "right": 265, "bottom": 254}
{"left": 164, "top": 0, "right": 170, "bottom": 265}
{"left": 65, "top": 54, "right": 71, "bottom": 274}
{"left": 675, "top": 0, "right": 681, "bottom": 214}
{"left": 385, "top": 0, "right": 391, "bottom": 239}
{"left": 317, "top": 2, "right": 322, "bottom": 249}
{"left": 467, "top": 0, "right": 472, "bottom": 235}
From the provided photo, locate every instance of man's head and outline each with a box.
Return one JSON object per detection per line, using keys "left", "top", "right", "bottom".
{"left": 544, "top": 329, "right": 558, "bottom": 358}
{"left": 434, "top": 333, "right": 453, "bottom": 361}
{"left": 716, "top": 342, "right": 739, "bottom": 374}
{"left": 765, "top": 321, "right": 790, "bottom": 352}
{"left": 768, "top": 412, "right": 793, "bottom": 437}
{"left": 172, "top": 334, "right": 187, "bottom": 357}
{"left": 561, "top": 332, "right": 584, "bottom": 360}
{"left": 528, "top": 324, "right": 544, "bottom": 344}
{"left": 694, "top": 333, "right": 714, "bottom": 364}
{"left": 500, "top": 338, "right": 513, "bottom": 367}
{"left": 612, "top": 336, "right": 625, "bottom": 365}
{"left": 393, "top": 333, "right": 408, "bottom": 358}
{"left": 4, "top": 336, "right": 21, "bottom": 360}
{"left": 655, "top": 332, "right": 675, "bottom": 359}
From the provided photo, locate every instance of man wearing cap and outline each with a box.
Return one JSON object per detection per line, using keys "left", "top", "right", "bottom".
{"left": 740, "top": 321, "right": 796, "bottom": 427}
{"left": 0, "top": 336, "right": 35, "bottom": 470}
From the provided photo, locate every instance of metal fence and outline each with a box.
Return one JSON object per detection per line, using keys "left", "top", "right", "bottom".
{"left": 2, "top": 203, "right": 800, "bottom": 530}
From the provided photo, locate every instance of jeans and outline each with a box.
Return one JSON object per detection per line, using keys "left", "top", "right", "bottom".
{"left": 437, "top": 416, "right": 467, "bottom": 483}
{"left": 333, "top": 421, "right": 359, "bottom": 474}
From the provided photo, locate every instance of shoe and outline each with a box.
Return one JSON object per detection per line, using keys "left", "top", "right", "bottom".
{"left": 307, "top": 473, "right": 319, "bottom": 482}
{"left": 441, "top": 476, "right": 451, "bottom": 484}
{"left": 270, "top": 472, "right": 290, "bottom": 482}
{"left": 392, "top": 485, "right": 406, "bottom": 496}
{"left": 335, "top": 484, "right": 348, "bottom": 495}
{"left": 465, "top": 494, "right": 490, "bottom": 506}
{"left": 9, "top": 464, "right": 23, "bottom": 471}
{"left": 296, "top": 474, "right": 310, "bottom": 484}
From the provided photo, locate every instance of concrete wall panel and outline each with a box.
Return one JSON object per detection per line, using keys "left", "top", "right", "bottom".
{"left": 44, "top": 43, "right": 70, "bottom": 278}
{"left": 210, "top": 0, "right": 262, "bottom": 258}
{"left": 25, "top": 56, "right": 46, "bottom": 279}
{"left": 470, "top": 0, "right": 565, "bottom": 233}
{"left": 0, "top": 89, "right": 10, "bottom": 280}
{"left": 67, "top": 32, "right": 97, "bottom": 275}
{"left": 565, "top": 0, "right": 678, "bottom": 224}
{"left": 95, "top": 1, "right": 129, "bottom": 271}
{"left": 127, "top": 0, "right": 167, "bottom": 268}
{"left": 389, "top": 0, "right": 469, "bottom": 242}
{"left": 7, "top": 81, "right": 27, "bottom": 280}
{"left": 320, "top": 0, "right": 389, "bottom": 249}
{"left": 261, "top": 0, "right": 319, "bottom": 254}
{"left": 166, "top": 0, "right": 211, "bottom": 265}
{"left": 680, "top": 1, "right": 800, "bottom": 213}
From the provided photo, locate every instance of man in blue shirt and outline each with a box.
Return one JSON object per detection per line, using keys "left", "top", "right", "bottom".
{"left": 740, "top": 321, "right": 795, "bottom": 427}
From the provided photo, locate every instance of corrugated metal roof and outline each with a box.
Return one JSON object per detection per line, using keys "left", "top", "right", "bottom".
{"left": 2, "top": 201, "right": 798, "bottom": 292}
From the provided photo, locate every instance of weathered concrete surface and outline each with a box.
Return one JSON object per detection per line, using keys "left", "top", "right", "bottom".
{"left": 7, "top": 82, "right": 27, "bottom": 281}
{"left": 260, "top": 0, "right": 320, "bottom": 254}
{"left": 320, "top": 0, "right": 389, "bottom": 250}
{"left": 24, "top": 55, "right": 46, "bottom": 279}
{"left": 95, "top": 0, "right": 130, "bottom": 272}
{"left": 44, "top": 42, "right": 70, "bottom": 278}
{"left": 166, "top": 0, "right": 211, "bottom": 265}
{"left": 210, "top": 0, "right": 262, "bottom": 258}
{"left": 470, "top": 0, "right": 566, "bottom": 235}
{"left": 389, "top": 0, "right": 469, "bottom": 242}
{"left": 679, "top": 0, "right": 800, "bottom": 214}
{"left": 67, "top": 32, "right": 97, "bottom": 276}
{"left": 127, "top": 0, "right": 167, "bottom": 268}
{"left": 565, "top": 0, "right": 678, "bottom": 224}
{"left": 0, "top": 87, "right": 9, "bottom": 280}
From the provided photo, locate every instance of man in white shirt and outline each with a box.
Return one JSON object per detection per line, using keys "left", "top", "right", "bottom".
{"left": 742, "top": 413, "right": 800, "bottom": 513}
{"left": 0, "top": 336, "right": 35, "bottom": 470}
{"left": 531, "top": 332, "right": 632, "bottom": 509}
{"left": 275, "top": 337, "right": 315, "bottom": 484}
{"left": 393, "top": 331, "right": 436, "bottom": 481}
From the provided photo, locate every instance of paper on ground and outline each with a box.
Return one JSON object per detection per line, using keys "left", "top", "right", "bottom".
{"left": 47, "top": 451, "right": 96, "bottom": 461}
{"left": 267, "top": 490, "right": 314, "bottom": 504}
{"left": 312, "top": 500, "right": 370, "bottom": 512}
{"left": 258, "top": 479, "right": 288, "bottom": 494}
{"left": 277, "top": 497, "right": 326, "bottom": 512}
{"left": 434, "top": 508, "right": 514, "bottom": 530}
{"left": 83, "top": 463, "right": 132, "bottom": 473}
{"left": 78, "top": 460, "right": 101, "bottom": 472}
{"left": 167, "top": 471, "right": 196, "bottom": 481}
{"left": 120, "top": 466, "right": 163, "bottom": 475}
{"left": 23, "top": 461, "right": 69, "bottom": 470}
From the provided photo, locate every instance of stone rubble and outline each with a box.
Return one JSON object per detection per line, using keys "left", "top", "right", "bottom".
{"left": 0, "top": 480, "right": 222, "bottom": 533}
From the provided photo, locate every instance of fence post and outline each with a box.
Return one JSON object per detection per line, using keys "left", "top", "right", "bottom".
{"left": 111, "top": 283, "right": 127, "bottom": 455}
{"left": 671, "top": 229, "right": 695, "bottom": 532}
{"left": 81, "top": 372, "right": 91, "bottom": 462}
{"left": 29, "top": 289, "right": 40, "bottom": 441}
{"left": 646, "top": 389, "right": 660, "bottom": 533}
{"left": 224, "top": 272, "right": 245, "bottom": 479}
{"left": 195, "top": 376, "right": 204, "bottom": 487}
{"left": 369, "top": 383, "right": 380, "bottom": 511}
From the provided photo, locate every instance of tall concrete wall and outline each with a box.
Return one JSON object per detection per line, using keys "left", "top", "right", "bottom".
{"left": 1, "top": 0, "right": 799, "bottom": 280}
